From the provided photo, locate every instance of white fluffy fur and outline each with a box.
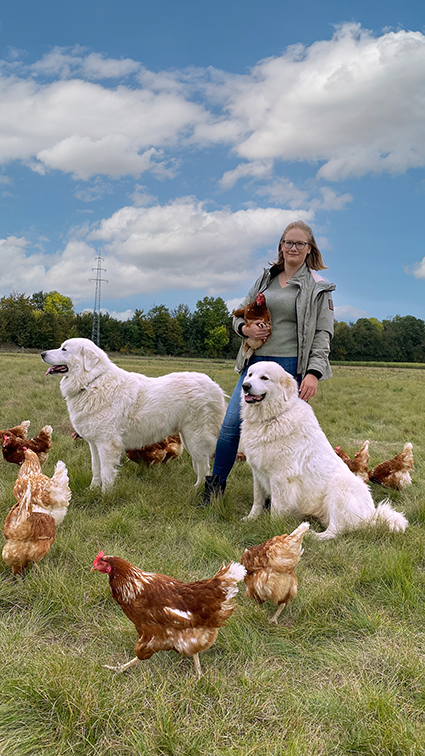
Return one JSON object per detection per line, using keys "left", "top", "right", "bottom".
{"left": 240, "top": 361, "right": 408, "bottom": 539}
{"left": 42, "top": 338, "right": 225, "bottom": 490}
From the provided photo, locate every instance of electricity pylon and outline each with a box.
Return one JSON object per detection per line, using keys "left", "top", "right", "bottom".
{"left": 89, "top": 255, "right": 108, "bottom": 345}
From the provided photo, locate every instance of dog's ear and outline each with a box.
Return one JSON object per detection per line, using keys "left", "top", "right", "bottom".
{"left": 281, "top": 383, "right": 289, "bottom": 402}
{"left": 82, "top": 346, "right": 100, "bottom": 373}
{"left": 280, "top": 374, "right": 296, "bottom": 401}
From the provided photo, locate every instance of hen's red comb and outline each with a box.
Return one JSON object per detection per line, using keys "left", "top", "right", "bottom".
{"left": 92, "top": 550, "right": 105, "bottom": 567}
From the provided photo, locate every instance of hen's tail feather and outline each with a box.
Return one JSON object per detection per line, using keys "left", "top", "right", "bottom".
{"left": 218, "top": 562, "right": 247, "bottom": 600}
{"left": 51, "top": 461, "right": 71, "bottom": 503}
{"left": 288, "top": 522, "right": 310, "bottom": 540}
{"left": 20, "top": 420, "right": 31, "bottom": 437}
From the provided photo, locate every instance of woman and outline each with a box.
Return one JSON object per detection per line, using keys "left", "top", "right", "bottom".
{"left": 200, "top": 220, "right": 336, "bottom": 504}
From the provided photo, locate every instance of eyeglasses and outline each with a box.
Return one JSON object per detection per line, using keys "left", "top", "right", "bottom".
{"left": 282, "top": 240, "right": 310, "bottom": 251}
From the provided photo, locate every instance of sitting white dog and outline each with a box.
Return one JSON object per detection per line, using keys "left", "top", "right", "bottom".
{"left": 240, "top": 361, "right": 408, "bottom": 539}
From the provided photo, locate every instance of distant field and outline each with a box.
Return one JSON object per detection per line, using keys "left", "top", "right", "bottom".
{"left": 0, "top": 354, "right": 424, "bottom": 756}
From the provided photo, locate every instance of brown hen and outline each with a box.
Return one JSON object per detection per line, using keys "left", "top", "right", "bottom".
{"left": 233, "top": 292, "right": 272, "bottom": 360}
{"left": 91, "top": 552, "right": 246, "bottom": 677}
{"left": 2, "top": 482, "right": 56, "bottom": 575}
{"left": 334, "top": 440, "right": 370, "bottom": 482}
{"left": 368, "top": 442, "right": 414, "bottom": 490}
{"left": 241, "top": 522, "right": 309, "bottom": 623}
{"left": 13, "top": 448, "right": 71, "bottom": 526}
{"left": 0, "top": 420, "right": 30, "bottom": 441}
{"left": 2, "top": 425, "right": 53, "bottom": 466}
{"left": 126, "top": 434, "right": 183, "bottom": 466}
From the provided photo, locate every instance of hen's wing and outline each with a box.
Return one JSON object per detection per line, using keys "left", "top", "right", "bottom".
{"left": 369, "top": 443, "right": 414, "bottom": 479}
{"left": 0, "top": 420, "right": 30, "bottom": 440}
{"left": 369, "top": 443, "right": 414, "bottom": 489}
{"left": 3, "top": 483, "right": 56, "bottom": 574}
{"left": 114, "top": 562, "right": 246, "bottom": 634}
{"left": 28, "top": 425, "right": 53, "bottom": 464}
{"left": 242, "top": 522, "right": 310, "bottom": 574}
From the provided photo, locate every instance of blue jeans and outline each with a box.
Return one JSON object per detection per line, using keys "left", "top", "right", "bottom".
{"left": 212, "top": 356, "right": 299, "bottom": 481}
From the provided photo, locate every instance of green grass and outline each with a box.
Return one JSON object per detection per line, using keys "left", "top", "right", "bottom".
{"left": 0, "top": 354, "right": 424, "bottom": 755}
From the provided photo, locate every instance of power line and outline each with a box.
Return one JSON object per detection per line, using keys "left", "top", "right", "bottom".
{"left": 89, "top": 254, "right": 108, "bottom": 345}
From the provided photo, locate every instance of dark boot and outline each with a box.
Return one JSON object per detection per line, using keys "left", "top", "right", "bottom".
{"left": 198, "top": 474, "right": 226, "bottom": 506}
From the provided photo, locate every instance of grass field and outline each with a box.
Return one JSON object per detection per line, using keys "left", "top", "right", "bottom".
{"left": 0, "top": 353, "right": 424, "bottom": 756}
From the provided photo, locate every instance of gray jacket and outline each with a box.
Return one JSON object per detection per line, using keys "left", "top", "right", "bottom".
{"left": 232, "top": 263, "right": 335, "bottom": 378}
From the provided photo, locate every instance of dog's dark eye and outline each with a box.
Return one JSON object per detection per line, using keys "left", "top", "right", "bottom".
{"left": 62, "top": 347, "right": 67, "bottom": 351}
{"left": 261, "top": 376, "right": 269, "bottom": 381}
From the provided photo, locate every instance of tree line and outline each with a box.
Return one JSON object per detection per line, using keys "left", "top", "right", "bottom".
{"left": 1, "top": 290, "right": 424, "bottom": 363}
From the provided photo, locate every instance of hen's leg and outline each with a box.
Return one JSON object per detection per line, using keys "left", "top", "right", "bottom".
{"left": 193, "top": 653, "right": 202, "bottom": 679}
{"left": 103, "top": 657, "right": 139, "bottom": 673}
{"left": 269, "top": 602, "right": 287, "bottom": 624}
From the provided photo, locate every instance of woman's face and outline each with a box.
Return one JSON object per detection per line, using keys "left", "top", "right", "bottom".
{"left": 281, "top": 227, "right": 311, "bottom": 268}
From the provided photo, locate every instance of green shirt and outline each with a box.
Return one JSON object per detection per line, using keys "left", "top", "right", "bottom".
{"left": 255, "top": 275, "right": 298, "bottom": 358}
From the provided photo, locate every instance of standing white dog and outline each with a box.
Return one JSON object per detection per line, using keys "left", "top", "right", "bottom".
{"left": 240, "top": 361, "right": 408, "bottom": 539}
{"left": 42, "top": 338, "right": 226, "bottom": 490}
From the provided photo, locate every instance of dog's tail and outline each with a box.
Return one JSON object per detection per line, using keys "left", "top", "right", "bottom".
{"left": 369, "top": 499, "right": 408, "bottom": 533}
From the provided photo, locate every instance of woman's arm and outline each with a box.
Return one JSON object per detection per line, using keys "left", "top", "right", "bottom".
{"left": 304, "top": 291, "right": 334, "bottom": 377}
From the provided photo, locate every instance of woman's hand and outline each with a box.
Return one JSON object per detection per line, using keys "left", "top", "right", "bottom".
{"left": 299, "top": 373, "right": 318, "bottom": 402}
{"left": 242, "top": 320, "right": 271, "bottom": 341}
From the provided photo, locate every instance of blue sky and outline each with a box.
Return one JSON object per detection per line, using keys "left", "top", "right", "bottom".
{"left": 1, "top": 0, "right": 424, "bottom": 323}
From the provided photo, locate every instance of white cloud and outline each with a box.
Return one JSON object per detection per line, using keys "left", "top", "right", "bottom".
{"left": 335, "top": 304, "right": 371, "bottom": 322}
{"left": 404, "top": 257, "right": 425, "bottom": 279}
{"left": 0, "top": 236, "right": 53, "bottom": 292}
{"left": 255, "top": 179, "right": 309, "bottom": 207}
{"left": 219, "top": 160, "right": 273, "bottom": 189}
{"left": 0, "top": 199, "right": 310, "bottom": 303}
{"left": 225, "top": 297, "right": 245, "bottom": 314}
{"left": 0, "top": 68, "right": 208, "bottom": 178}
{"left": 310, "top": 187, "right": 353, "bottom": 211}
{"left": 202, "top": 25, "right": 425, "bottom": 179}
{"left": 74, "top": 178, "right": 113, "bottom": 203}
{"left": 103, "top": 308, "right": 134, "bottom": 321}
{"left": 37, "top": 138, "right": 163, "bottom": 180}
{"left": 31, "top": 46, "right": 141, "bottom": 80}
{"left": 88, "top": 197, "right": 307, "bottom": 296}
{"left": 1, "top": 26, "right": 425, "bottom": 182}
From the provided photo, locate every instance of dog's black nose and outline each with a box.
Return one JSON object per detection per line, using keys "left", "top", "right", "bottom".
{"left": 242, "top": 382, "right": 251, "bottom": 393}
{"left": 41, "top": 352, "right": 46, "bottom": 358}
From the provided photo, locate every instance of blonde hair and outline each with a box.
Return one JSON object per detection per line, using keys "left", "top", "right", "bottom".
{"left": 275, "top": 220, "right": 328, "bottom": 271}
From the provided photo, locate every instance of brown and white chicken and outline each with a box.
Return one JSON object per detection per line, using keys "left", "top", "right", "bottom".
{"left": 233, "top": 292, "right": 272, "bottom": 360}
{"left": 241, "top": 522, "right": 309, "bottom": 623}
{"left": 2, "top": 482, "right": 56, "bottom": 575}
{"left": 368, "top": 442, "right": 414, "bottom": 490}
{"left": 13, "top": 448, "right": 71, "bottom": 526}
{"left": 0, "top": 420, "right": 30, "bottom": 441}
{"left": 91, "top": 551, "right": 246, "bottom": 678}
{"left": 334, "top": 440, "right": 370, "bottom": 482}
{"left": 126, "top": 434, "right": 183, "bottom": 467}
{"left": 2, "top": 425, "right": 53, "bottom": 466}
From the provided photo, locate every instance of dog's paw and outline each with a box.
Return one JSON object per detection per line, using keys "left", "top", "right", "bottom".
{"left": 241, "top": 512, "right": 260, "bottom": 522}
